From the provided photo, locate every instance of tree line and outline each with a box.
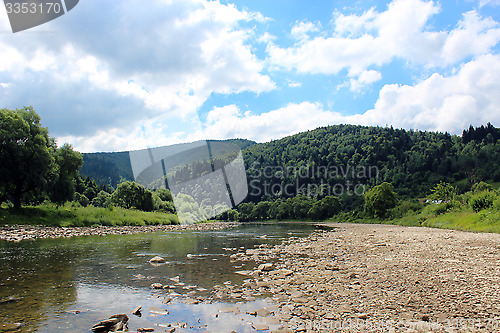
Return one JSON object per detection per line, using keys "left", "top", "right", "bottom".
{"left": 0, "top": 107, "right": 175, "bottom": 214}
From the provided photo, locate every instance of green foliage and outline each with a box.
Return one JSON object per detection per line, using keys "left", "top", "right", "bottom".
{"left": 469, "top": 190, "right": 497, "bottom": 212}
{"left": 0, "top": 107, "right": 56, "bottom": 208}
{"left": 174, "top": 193, "right": 208, "bottom": 223}
{"left": 111, "top": 181, "right": 154, "bottom": 211}
{"left": 75, "top": 192, "right": 89, "bottom": 207}
{"left": 389, "top": 200, "right": 423, "bottom": 219}
{"left": 424, "top": 201, "right": 453, "bottom": 216}
{"left": 226, "top": 209, "right": 239, "bottom": 221}
{"left": 308, "top": 196, "right": 341, "bottom": 220}
{"left": 421, "top": 211, "right": 500, "bottom": 233}
{"left": 252, "top": 201, "right": 271, "bottom": 220}
{"left": 155, "top": 188, "right": 173, "bottom": 202}
{"left": 429, "top": 182, "right": 457, "bottom": 202}
{"left": 50, "top": 143, "right": 83, "bottom": 205}
{"left": 471, "top": 181, "right": 493, "bottom": 193}
{"left": 364, "top": 182, "right": 397, "bottom": 218}
{"left": 80, "top": 151, "right": 133, "bottom": 188}
{"left": 91, "top": 190, "right": 112, "bottom": 208}
{"left": 0, "top": 203, "right": 179, "bottom": 227}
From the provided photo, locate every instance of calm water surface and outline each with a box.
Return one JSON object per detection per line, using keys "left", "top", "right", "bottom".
{"left": 0, "top": 223, "right": 322, "bottom": 332}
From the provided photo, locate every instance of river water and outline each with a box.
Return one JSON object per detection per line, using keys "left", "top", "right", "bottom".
{"left": 0, "top": 223, "right": 322, "bottom": 332}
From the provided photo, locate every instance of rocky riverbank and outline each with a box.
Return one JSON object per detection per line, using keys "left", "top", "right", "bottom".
{"left": 210, "top": 223, "right": 500, "bottom": 332}
{"left": 0, "top": 222, "right": 239, "bottom": 242}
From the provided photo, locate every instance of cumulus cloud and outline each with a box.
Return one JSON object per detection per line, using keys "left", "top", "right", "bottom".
{"left": 197, "top": 102, "right": 343, "bottom": 142}
{"left": 0, "top": 0, "right": 274, "bottom": 147}
{"left": 355, "top": 54, "right": 500, "bottom": 133}
{"left": 175, "top": 54, "right": 500, "bottom": 144}
{"left": 291, "top": 21, "right": 319, "bottom": 41}
{"left": 267, "top": 0, "right": 500, "bottom": 77}
{"left": 348, "top": 70, "right": 382, "bottom": 92}
{"left": 479, "top": 0, "right": 500, "bottom": 7}
{"left": 61, "top": 54, "right": 500, "bottom": 151}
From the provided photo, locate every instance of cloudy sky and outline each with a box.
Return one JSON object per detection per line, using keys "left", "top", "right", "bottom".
{"left": 1, "top": 0, "right": 500, "bottom": 152}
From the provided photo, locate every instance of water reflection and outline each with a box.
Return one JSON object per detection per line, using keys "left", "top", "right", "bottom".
{"left": 0, "top": 223, "right": 319, "bottom": 332}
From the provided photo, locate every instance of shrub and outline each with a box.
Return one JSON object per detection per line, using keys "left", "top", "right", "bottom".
{"left": 75, "top": 192, "right": 89, "bottom": 207}
{"left": 389, "top": 200, "right": 423, "bottom": 219}
{"left": 91, "top": 191, "right": 112, "bottom": 208}
{"left": 364, "top": 182, "right": 397, "bottom": 218}
{"left": 112, "top": 181, "right": 154, "bottom": 212}
{"left": 469, "top": 190, "right": 497, "bottom": 212}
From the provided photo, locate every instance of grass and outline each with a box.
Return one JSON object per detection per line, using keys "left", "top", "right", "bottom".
{"left": 334, "top": 204, "right": 500, "bottom": 233}
{"left": 0, "top": 203, "right": 179, "bottom": 227}
{"left": 421, "top": 210, "right": 500, "bottom": 233}
{"left": 385, "top": 208, "right": 500, "bottom": 233}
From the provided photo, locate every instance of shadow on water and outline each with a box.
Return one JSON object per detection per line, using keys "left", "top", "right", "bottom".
{"left": 0, "top": 222, "right": 324, "bottom": 332}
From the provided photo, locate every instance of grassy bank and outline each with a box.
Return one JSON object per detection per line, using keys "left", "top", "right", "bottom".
{"left": 0, "top": 203, "right": 179, "bottom": 227}
{"left": 338, "top": 208, "right": 500, "bottom": 234}
{"left": 394, "top": 210, "right": 500, "bottom": 233}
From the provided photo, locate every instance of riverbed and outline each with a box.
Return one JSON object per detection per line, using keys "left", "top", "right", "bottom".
{"left": 0, "top": 222, "right": 321, "bottom": 332}
{"left": 1, "top": 222, "right": 499, "bottom": 332}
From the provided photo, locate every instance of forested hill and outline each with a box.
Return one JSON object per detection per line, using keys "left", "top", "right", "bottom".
{"left": 81, "top": 124, "right": 500, "bottom": 199}
{"left": 80, "top": 139, "right": 256, "bottom": 187}
{"left": 242, "top": 123, "right": 500, "bottom": 202}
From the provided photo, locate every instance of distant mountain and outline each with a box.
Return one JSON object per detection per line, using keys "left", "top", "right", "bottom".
{"left": 80, "top": 139, "right": 256, "bottom": 187}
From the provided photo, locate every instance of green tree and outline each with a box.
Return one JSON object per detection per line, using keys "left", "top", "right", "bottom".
{"left": 50, "top": 144, "right": 83, "bottom": 205}
{"left": 429, "top": 182, "right": 457, "bottom": 202}
{"left": 469, "top": 190, "right": 497, "bottom": 212}
{"left": 0, "top": 107, "right": 55, "bottom": 208}
{"left": 75, "top": 192, "right": 89, "bottom": 207}
{"left": 364, "top": 182, "right": 397, "bottom": 218}
{"left": 471, "top": 181, "right": 493, "bottom": 193}
{"left": 251, "top": 201, "right": 271, "bottom": 220}
{"left": 155, "top": 188, "right": 174, "bottom": 202}
{"left": 91, "top": 190, "right": 112, "bottom": 208}
{"left": 112, "top": 181, "right": 154, "bottom": 211}
{"left": 308, "top": 196, "right": 341, "bottom": 220}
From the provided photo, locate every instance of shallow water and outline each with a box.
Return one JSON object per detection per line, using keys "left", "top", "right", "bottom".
{"left": 0, "top": 223, "right": 321, "bottom": 332}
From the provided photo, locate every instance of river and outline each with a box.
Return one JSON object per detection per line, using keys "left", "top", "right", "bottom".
{"left": 0, "top": 223, "right": 323, "bottom": 332}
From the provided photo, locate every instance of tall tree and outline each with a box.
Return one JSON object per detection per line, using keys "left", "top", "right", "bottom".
{"left": 364, "top": 182, "right": 397, "bottom": 218}
{"left": 0, "top": 107, "right": 55, "bottom": 208}
{"left": 50, "top": 144, "right": 83, "bottom": 205}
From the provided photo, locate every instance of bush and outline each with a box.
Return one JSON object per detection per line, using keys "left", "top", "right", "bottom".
{"left": 75, "top": 192, "right": 89, "bottom": 207}
{"left": 469, "top": 190, "right": 497, "bottom": 212}
{"left": 91, "top": 191, "right": 112, "bottom": 208}
{"left": 471, "top": 181, "right": 493, "bottom": 193}
{"left": 112, "top": 181, "right": 154, "bottom": 212}
{"left": 364, "top": 182, "right": 397, "bottom": 218}
{"left": 389, "top": 200, "right": 423, "bottom": 219}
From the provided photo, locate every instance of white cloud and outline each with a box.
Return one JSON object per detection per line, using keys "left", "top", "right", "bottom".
{"left": 479, "top": 0, "right": 500, "bottom": 7}
{"left": 268, "top": 0, "right": 500, "bottom": 77}
{"left": 288, "top": 80, "right": 302, "bottom": 88}
{"left": 353, "top": 54, "right": 500, "bottom": 132}
{"left": 348, "top": 70, "right": 382, "bottom": 92}
{"left": 291, "top": 21, "right": 319, "bottom": 41}
{"left": 441, "top": 11, "right": 500, "bottom": 65}
{"left": 196, "top": 102, "right": 343, "bottom": 142}
{"left": 0, "top": 0, "right": 274, "bottom": 148}
{"left": 177, "top": 54, "right": 500, "bottom": 145}
{"left": 64, "top": 54, "right": 500, "bottom": 151}
{"left": 257, "top": 32, "right": 277, "bottom": 43}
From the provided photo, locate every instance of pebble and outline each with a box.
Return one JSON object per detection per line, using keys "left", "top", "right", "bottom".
{"left": 0, "top": 222, "right": 239, "bottom": 242}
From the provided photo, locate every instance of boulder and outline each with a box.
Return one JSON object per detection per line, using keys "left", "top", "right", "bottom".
{"left": 258, "top": 263, "right": 273, "bottom": 271}
{"left": 149, "top": 256, "right": 166, "bottom": 264}
{"left": 150, "top": 283, "right": 163, "bottom": 289}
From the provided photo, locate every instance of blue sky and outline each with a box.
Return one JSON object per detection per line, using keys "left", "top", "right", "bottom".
{"left": 1, "top": 0, "right": 500, "bottom": 152}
